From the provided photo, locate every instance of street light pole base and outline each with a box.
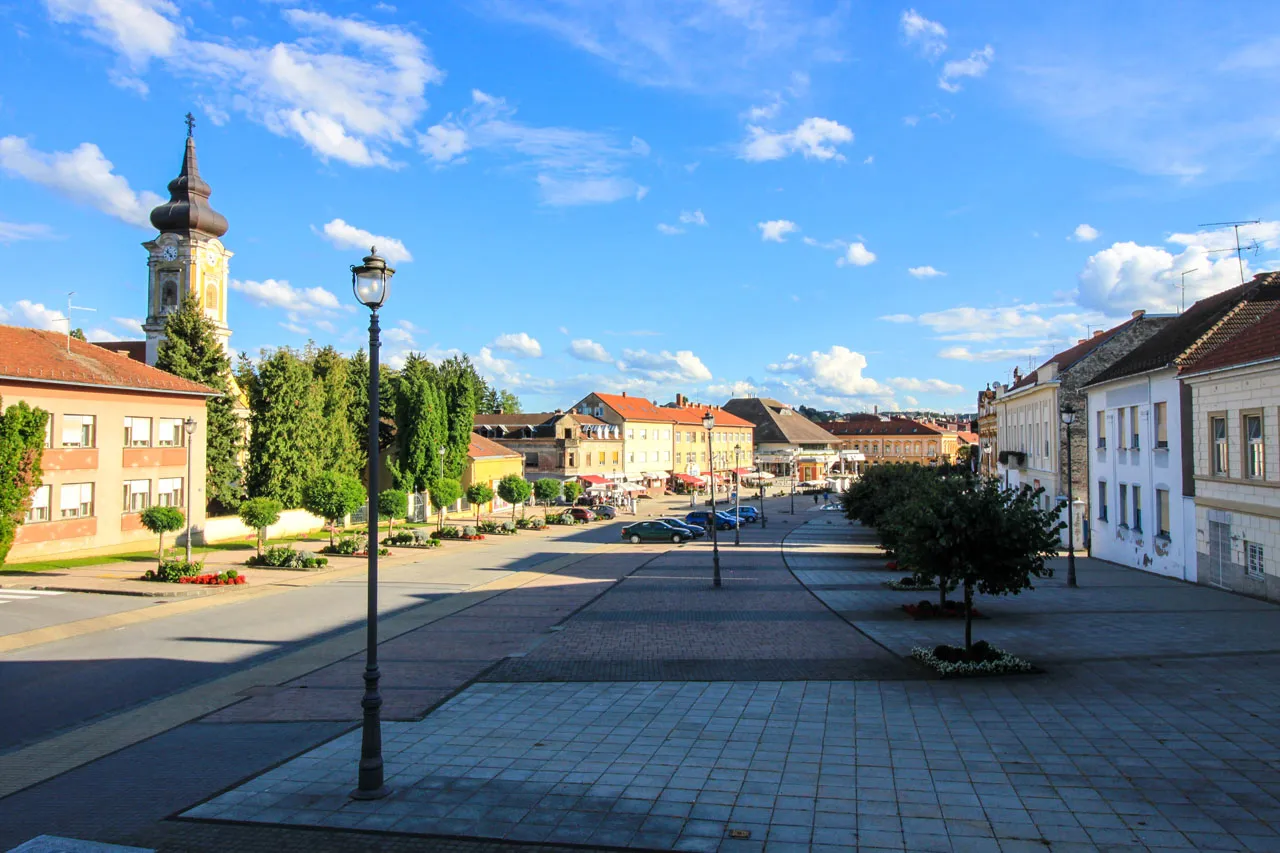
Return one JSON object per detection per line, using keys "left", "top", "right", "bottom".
{"left": 350, "top": 784, "right": 392, "bottom": 801}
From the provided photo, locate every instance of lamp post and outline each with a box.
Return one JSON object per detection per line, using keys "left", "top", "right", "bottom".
{"left": 437, "top": 446, "right": 446, "bottom": 528}
{"left": 183, "top": 417, "right": 197, "bottom": 562}
{"left": 733, "top": 444, "right": 742, "bottom": 546}
{"left": 703, "top": 411, "right": 721, "bottom": 587}
{"left": 790, "top": 453, "right": 796, "bottom": 514}
{"left": 1060, "top": 403, "right": 1078, "bottom": 589}
{"left": 350, "top": 247, "right": 394, "bottom": 801}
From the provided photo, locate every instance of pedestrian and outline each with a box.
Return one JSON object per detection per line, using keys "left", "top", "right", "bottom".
{"left": 813, "top": 492, "right": 819, "bottom": 505}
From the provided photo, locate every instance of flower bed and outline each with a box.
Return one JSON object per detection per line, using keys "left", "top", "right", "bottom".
{"left": 903, "top": 599, "right": 982, "bottom": 620}
{"left": 431, "top": 525, "right": 485, "bottom": 541}
{"left": 883, "top": 576, "right": 939, "bottom": 591}
{"left": 911, "top": 642, "right": 1032, "bottom": 678}
{"left": 178, "top": 571, "right": 247, "bottom": 586}
{"left": 247, "top": 545, "right": 328, "bottom": 569}
{"left": 476, "top": 520, "right": 518, "bottom": 535}
{"left": 383, "top": 531, "right": 440, "bottom": 548}
{"left": 516, "top": 517, "right": 547, "bottom": 530}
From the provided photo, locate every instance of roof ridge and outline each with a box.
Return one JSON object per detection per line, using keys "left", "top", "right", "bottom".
{"left": 1175, "top": 283, "right": 1269, "bottom": 367}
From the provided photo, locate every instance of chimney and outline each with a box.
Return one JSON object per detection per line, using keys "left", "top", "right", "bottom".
{"left": 676, "top": 393, "right": 685, "bottom": 407}
{"left": 621, "top": 391, "right": 627, "bottom": 397}
{"left": 554, "top": 408, "right": 563, "bottom": 414}
{"left": 1132, "top": 309, "right": 1145, "bottom": 319}
{"left": 873, "top": 405, "right": 878, "bottom": 415}
{"left": 1077, "top": 339, "right": 1086, "bottom": 345}
{"left": 1093, "top": 330, "right": 1104, "bottom": 337}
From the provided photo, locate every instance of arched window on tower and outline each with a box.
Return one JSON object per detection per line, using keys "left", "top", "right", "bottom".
{"left": 205, "top": 280, "right": 219, "bottom": 312}
{"left": 160, "top": 274, "right": 179, "bottom": 313}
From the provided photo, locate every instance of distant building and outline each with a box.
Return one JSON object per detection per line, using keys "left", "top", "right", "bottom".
{"left": 1179, "top": 294, "right": 1280, "bottom": 600}
{"left": 720, "top": 397, "right": 851, "bottom": 483}
{"left": 977, "top": 387, "right": 998, "bottom": 476}
{"left": 2, "top": 326, "right": 216, "bottom": 562}
{"left": 820, "top": 414, "right": 958, "bottom": 467}
{"left": 472, "top": 411, "right": 623, "bottom": 482}
{"left": 463, "top": 433, "right": 525, "bottom": 516}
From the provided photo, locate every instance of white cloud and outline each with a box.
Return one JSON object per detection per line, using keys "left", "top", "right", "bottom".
{"left": 112, "top": 316, "right": 144, "bottom": 338}
{"left": 889, "top": 377, "right": 965, "bottom": 395}
{"left": 1077, "top": 241, "right": 1243, "bottom": 315}
{"left": 318, "top": 218, "right": 412, "bottom": 264}
{"left": 46, "top": 0, "right": 182, "bottom": 65}
{"left": 900, "top": 9, "right": 947, "bottom": 58}
{"left": 741, "top": 117, "right": 854, "bottom": 162}
{"left": 862, "top": 155, "right": 873, "bottom": 165}
{"left": 839, "top": 242, "right": 877, "bottom": 267}
{"left": 617, "top": 348, "right": 712, "bottom": 383}
{"left": 229, "top": 279, "right": 344, "bottom": 325}
{"left": 707, "top": 379, "right": 757, "bottom": 398}
{"left": 939, "top": 45, "right": 993, "bottom": 92}
{"left": 767, "top": 346, "right": 890, "bottom": 397}
{"left": 907, "top": 303, "right": 1102, "bottom": 344}
{"left": 0, "top": 137, "right": 163, "bottom": 228}
{"left": 47, "top": 6, "right": 441, "bottom": 168}
{"left": 0, "top": 299, "right": 66, "bottom": 330}
{"left": 1071, "top": 223, "right": 1100, "bottom": 242}
{"left": 421, "top": 90, "right": 646, "bottom": 205}
{"left": 476, "top": 346, "right": 514, "bottom": 378}
{"left": 908, "top": 265, "right": 945, "bottom": 278}
{"left": 678, "top": 209, "right": 707, "bottom": 226}
{"left": 569, "top": 338, "right": 612, "bottom": 363}
{"left": 939, "top": 346, "right": 1045, "bottom": 363}
{"left": 0, "top": 221, "right": 57, "bottom": 243}
{"left": 879, "top": 313, "right": 915, "bottom": 323}
{"left": 758, "top": 219, "right": 799, "bottom": 242}
{"left": 656, "top": 223, "right": 684, "bottom": 236}
{"left": 491, "top": 331, "right": 543, "bottom": 358}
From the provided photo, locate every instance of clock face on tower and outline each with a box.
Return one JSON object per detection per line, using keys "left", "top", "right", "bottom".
{"left": 161, "top": 245, "right": 178, "bottom": 261}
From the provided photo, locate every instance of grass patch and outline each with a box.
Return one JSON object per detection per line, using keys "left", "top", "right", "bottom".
{"left": 2, "top": 542, "right": 254, "bottom": 573}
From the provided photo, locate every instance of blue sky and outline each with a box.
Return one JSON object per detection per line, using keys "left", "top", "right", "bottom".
{"left": 2, "top": 1, "right": 1279, "bottom": 414}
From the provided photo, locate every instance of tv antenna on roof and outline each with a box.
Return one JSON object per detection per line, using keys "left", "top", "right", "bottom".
{"left": 1176, "top": 268, "right": 1198, "bottom": 314}
{"left": 1198, "top": 220, "right": 1261, "bottom": 285}
{"left": 61, "top": 291, "right": 97, "bottom": 353}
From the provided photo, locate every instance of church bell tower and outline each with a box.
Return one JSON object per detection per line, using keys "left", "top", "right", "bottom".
{"left": 142, "top": 114, "right": 233, "bottom": 366}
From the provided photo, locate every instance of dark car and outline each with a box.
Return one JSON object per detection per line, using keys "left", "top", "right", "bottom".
{"left": 621, "top": 521, "right": 690, "bottom": 544}
{"left": 726, "top": 505, "right": 760, "bottom": 522}
{"left": 589, "top": 505, "right": 618, "bottom": 520}
{"left": 657, "top": 517, "right": 706, "bottom": 538}
{"left": 575, "top": 495, "right": 595, "bottom": 507}
{"left": 569, "top": 507, "right": 596, "bottom": 522}
{"left": 685, "top": 511, "right": 739, "bottom": 530}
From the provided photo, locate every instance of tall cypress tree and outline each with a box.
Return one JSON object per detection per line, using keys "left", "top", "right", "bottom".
{"left": 156, "top": 295, "right": 245, "bottom": 513}
{"left": 395, "top": 354, "right": 447, "bottom": 493}
{"left": 310, "top": 345, "right": 360, "bottom": 478}
{"left": 246, "top": 347, "right": 324, "bottom": 507}
{"left": 438, "top": 355, "right": 479, "bottom": 481}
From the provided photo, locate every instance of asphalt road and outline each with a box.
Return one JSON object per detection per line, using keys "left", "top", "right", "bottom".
{"left": 0, "top": 588, "right": 154, "bottom": 637}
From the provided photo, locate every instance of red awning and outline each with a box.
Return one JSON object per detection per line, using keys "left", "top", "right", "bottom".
{"left": 579, "top": 475, "right": 610, "bottom": 486}
{"left": 673, "top": 473, "right": 704, "bottom": 485}
{"left": 730, "top": 467, "right": 752, "bottom": 475}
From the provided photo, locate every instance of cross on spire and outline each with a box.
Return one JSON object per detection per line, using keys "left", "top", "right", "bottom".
{"left": 185, "top": 112, "right": 195, "bottom": 137}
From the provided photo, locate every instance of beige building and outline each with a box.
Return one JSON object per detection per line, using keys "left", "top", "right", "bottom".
{"left": 3, "top": 326, "right": 215, "bottom": 562}
{"left": 473, "top": 411, "right": 624, "bottom": 481}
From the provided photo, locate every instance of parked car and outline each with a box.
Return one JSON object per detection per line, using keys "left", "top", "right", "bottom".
{"left": 685, "top": 510, "right": 740, "bottom": 530}
{"left": 569, "top": 507, "right": 596, "bottom": 522}
{"left": 657, "top": 517, "right": 706, "bottom": 538}
{"left": 589, "top": 504, "right": 618, "bottom": 519}
{"left": 621, "top": 520, "right": 690, "bottom": 544}
{"left": 726, "top": 505, "right": 760, "bottom": 522}
{"left": 820, "top": 502, "right": 843, "bottom": 512}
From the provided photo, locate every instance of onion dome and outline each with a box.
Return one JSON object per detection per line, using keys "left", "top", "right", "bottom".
{"left": 149, "top": 113, "right": 228, "bottom": 239}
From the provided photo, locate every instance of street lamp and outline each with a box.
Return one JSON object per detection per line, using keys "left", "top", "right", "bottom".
{"left": 790, "top": 452, "right": 796, "bottom": 515}
{"left": 183, "top": 417, "right": 197, "bottom": 562}
{"left": 733, "top": 444, "right": 742, "bottom": 546}
{"left": 351, "top": 246, "right": 394, "bottom": 801}
{"left": 437, "top": 446, "right": 447, "bottom": 527}
{"left": 703, "top": 411, "right": 721, "bottom": 587}
{"left": 1060, "top": 403, "right": 1078, "bottom": 589}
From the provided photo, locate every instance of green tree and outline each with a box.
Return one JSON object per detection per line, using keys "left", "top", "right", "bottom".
{"left": 892, "top": 475, "right": 1062, "bottom": 652}
{"left": 563, "top": 480, "right": 584, "bottom": 505}
{"left": 140, "top": 505, "right": 185, "bottom": 563}
{"left": 466, "top": 482, "right": 494, "bottom": 522}
{"left": 479, "top": 386, "right": 522, "bottom": 414}
{"left": 70, "top": 327, "right": 87, "bottom": 341}
{"left": 533, "top": 477, "right": 562, "bottom": 512}
{"left": 395, "top": 354, "right": 448, "bottom": 493}
{"left": 237, "top": 496, "right": 282, "bottom": 558}
{"left": 378, "top": 488, "right": 408, "bottom": 537}
{"left": 247, "top": 348, "right": 324, "bottom": 507}
{"left": 156, "top": 294, "right": 246, "bottom": 513}
{"left": 301, "top": 471, "right": 364, "bottom": 547}
{"left": 0, "top": 398, "right": 48, "bottom": 566}
{"left": 429, "top": 477, "right": 461, "bottom": 530}
{"left": 497, "top": 474, "right": 531, "bottom": 522}
{"left": 310, "top": 345, "right": 360, "bottom": 478}
{"left": 438, "top": 355, "right": 480, "bottom": 481}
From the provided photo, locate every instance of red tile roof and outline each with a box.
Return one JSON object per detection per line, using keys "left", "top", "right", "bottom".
{"left": 592, "top": 392, "right": 754, "bottom": 428}
{"left": 0, "top": 326, "right": 215, "bottom": 396}
{"left": 468, "top": 433, "right": 521, "bottom": 459}
{"left": 1007, "top": 315, "right": 1141, "bottom": 392}
{"left": 821, "top": 415, "right": 946, "bottom": 437}
{"left": 91, "top": 339, "right": 146, "bottom": 363}
{"left": 1181, "top": 304, "right": 1280, "bottom": 374}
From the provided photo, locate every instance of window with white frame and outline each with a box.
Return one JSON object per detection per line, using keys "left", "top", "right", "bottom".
{"left": 43, "top": 417, "right": 52, "bottom": 449}
{"left": 1245, "top": 414, "right": 1264, "bottom": 479}
{"left": 1246, "top": 543, "right": 1265, "bottom": 579}
{"left": 25, "top": 484, "right": 51, "bottom": 522}
{"left": 1129, "top": 405, "right": 1140, "bottom": 449}
{"left": 1117, "top": 408, "right": 1126, "bottom": 449}
{"left": 1132, "top": 485, "right": 1142, "bottom": 532}
{"left": 639, "top": 451, "right": 647, "bottom": 463}
{"left": 123, "top": 479, "right": 151, "bottom": 512}
{"left": 1119, "top": 484, "right": 1128, "bottom": 527}
{"left": 1156, "top": 488, "right": 1170, "bottom": 538}
{"left": 675, "top": 452, "right": 682, "bottom": 464}
{"left": 1096, "top": 410, "right": 1106, "bottom": 448}
{"left": 61, "top": 414, "right": 95, "bottom": 448}
{"left": 1154, "top": 402, "right": 1168, "bottom": 448}
{"left": 59, "top": 483, "right": 94, "bottom": 518}
{"left": 157, "top": 477, "right": 184, "bottom": 507}
{"left": 639, "top": 429, "right": 647, "bottom": 440}
{"left": 123, "top": 417, "right": 151, "bottom": 447}
{"left": 156, "top": 418, "right": 187, "bottom": 447}
{"left": 663, "top": 450, "right": 671, "bottom": 462}
{"left": 1212, "top": 416, "right": 1228, "bottom": 475}
{"left": 1097, "top": 481, "right": 1108, "bottom": 521}
{"left": 626, "top": 429, "right": 634, "bottom": 440}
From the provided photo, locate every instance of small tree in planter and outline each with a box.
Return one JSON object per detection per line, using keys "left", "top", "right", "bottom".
{"left": 533, "top": 477, "right": 562, "bottom": 514}
{"left": 378, "top": 488, "right": 408, "bottom": 538}
{"left": 237, "top": 497, "right": 282, "bottom": 559}
{"left": 563, "top": 480, "right": 584, "bottom": 505}
{"left": 140, "top": 505, "right": 185, "bottom": 563}
{"left": 465, "top": 482, "right": 494, "bottom": 523}
{"left": 497, "top": 474, "right": 531, "bottom": 523}
{"left": 430, "top": 477, "right": 462, "bottom": 531}
{"left": 894, "top": 474, "right": 1062, "bottom": 657}
{"left": 302, "top": 471, "right": 365, "bottom": 549}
